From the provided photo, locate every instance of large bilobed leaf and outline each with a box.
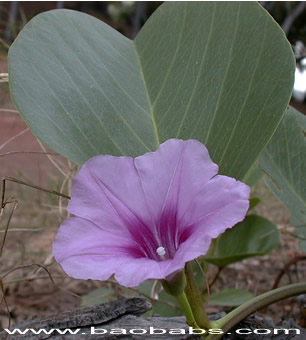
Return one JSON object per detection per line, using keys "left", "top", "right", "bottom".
{"left": 204, "top": 215, "right": 280, "bottom": 267}
{"left": 8, "top": 2, "right": 294, "bottom": 180}
{"left": 244, "top": 161, "right": 264, "bottom": 186}
{"left": 259, "top": 107, "right": 306, "bottom": 251}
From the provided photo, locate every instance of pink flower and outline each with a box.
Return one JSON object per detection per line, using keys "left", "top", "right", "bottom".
{"left": 53, "top": 139, "right": 250, "bottom": 287}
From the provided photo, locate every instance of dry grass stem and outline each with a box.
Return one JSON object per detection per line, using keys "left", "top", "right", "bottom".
{"left": 36, "top": 138, "right": 68, "bottom": 177}
{"left": 0, "top": 72, "right": 8, "bottom": 82}
{"left": 0, "top": 128, "right": 29, "bottom": 151}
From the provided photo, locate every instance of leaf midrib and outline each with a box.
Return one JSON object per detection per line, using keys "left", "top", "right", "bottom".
{"left": 133, "top": 43, "right": 160, "bottom": 148}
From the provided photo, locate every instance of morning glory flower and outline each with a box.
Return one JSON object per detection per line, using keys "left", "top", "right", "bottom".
{"left": 53, "top": 139, "right": 250, "bottom": 287}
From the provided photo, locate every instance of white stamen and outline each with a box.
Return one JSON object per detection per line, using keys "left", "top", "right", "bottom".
{"left": 156, "top": 246, "right": 166, "bottom": 257}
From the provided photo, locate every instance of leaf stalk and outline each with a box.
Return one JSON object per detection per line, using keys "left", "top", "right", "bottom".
{"left": 207, "top": 282, "right": 306, "bottom": 340}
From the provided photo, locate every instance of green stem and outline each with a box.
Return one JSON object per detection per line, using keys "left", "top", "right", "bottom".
{"left": 185, "top": 262, "right": 211, "bottom": 330}
{"left": 176, "top": 291, "right": 198, "bottom": 327}
{"left": 207, "top": 282, "right": 306, "bottom": 340}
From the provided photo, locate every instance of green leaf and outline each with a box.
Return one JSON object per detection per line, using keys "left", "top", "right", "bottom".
{"left": 292, "top": 216, "right": 306, "bottom": 253}
{"left": 208, "top": 288, "right": 254, "bottom": 307}
{"left": 9, "top": 3, "right": 294, "bottom": 180}
{"left": 243, "top": 161, "right": 264, "bottom": 186}
{"left": 259, "top": 107, "right": 306, "bottom": 251}
{"left": 152, "top": 289, "right": 182, "bottom": 317}
{"left": 9, "top": 9, "right": 158, "bottom": 164}
{"left": 248, "top": 197, "right": 261, "bottom": 211}
{"left": 132, "top": 280, "right": 157, "bottom": 298}
{"left": 205, "top": 215, "right": 280, "bottom": 267}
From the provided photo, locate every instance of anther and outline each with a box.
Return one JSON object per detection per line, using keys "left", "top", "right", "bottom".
{"left": 156, "top": 246, "right": 166, "bottom": 257}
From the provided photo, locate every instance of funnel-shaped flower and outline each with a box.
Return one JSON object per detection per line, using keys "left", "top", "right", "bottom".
{"left": 53, "top": 139, "right": 250, "bottom": 287}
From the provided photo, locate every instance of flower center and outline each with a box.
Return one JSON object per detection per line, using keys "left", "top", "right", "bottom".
{"left": 156, "top": 246, "right": 166, "bottom": 258}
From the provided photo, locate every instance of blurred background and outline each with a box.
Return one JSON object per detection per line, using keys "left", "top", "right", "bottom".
{"left": 0, "top": 1, "right": 305, "bottom": 328}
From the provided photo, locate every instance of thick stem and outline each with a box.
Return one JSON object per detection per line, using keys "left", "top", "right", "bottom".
{"left": 185, "top": 262, "right": 211, "bottom": 330}
{"left": 207, "top": 282, "right": 306, "bottom": 340}
{"left": 175, "top": 291, "right": 198, "bottom": 327}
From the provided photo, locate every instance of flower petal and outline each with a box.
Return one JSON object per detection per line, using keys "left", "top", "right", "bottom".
{"left": 134, "top": 139, "right": 218, "bottom": 224}
{"left": 53, "top": 217, "right": 143, "bottom": 280}
{"left": 53, "top": 139, "right": 250, "bottom": 287}
{"left": 53, "top": 217, "right": 172, "bottom": 287}
{"left": 165, "top": 176, "right": 250, "bottom": 274}
{"left": 67, "top": 155, "right": 162, "bottom": 257}
{"left": 115, "top": 258, "right": 170, "bottom": 287}
{"left": 68, "top": 155, "right": 152, "bottom": 232}
{"left": 165, "top": 233, "right": 212, "bottom": 277}
{"left": 179, "top": 175, "right": 250, "bottom": 239}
